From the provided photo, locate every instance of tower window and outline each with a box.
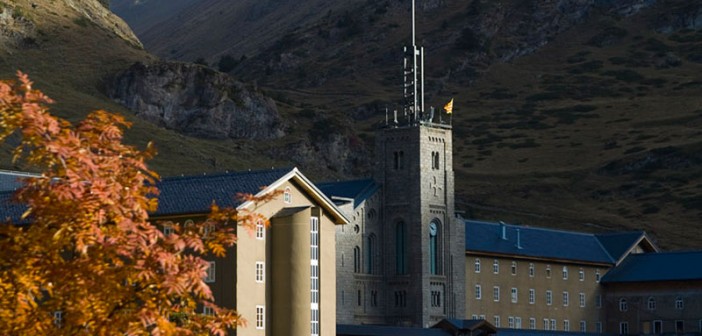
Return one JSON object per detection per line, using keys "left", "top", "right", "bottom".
{"left": 431, "top": 151, "right": 440, "bottom": 170}
{"left": 353, "top": 246, "right": 361, "bottom": 273}
{"left": 396, "top": 221, "right": 407, "bottom": 275}
{"left": 429, "top": 221, "right": 441, "bottom": 275}
{"left": 366, "top": 234, "right": 376, "bottom": 274}
{"left": 393, "top": 151, "right": 405, "bottom": 170}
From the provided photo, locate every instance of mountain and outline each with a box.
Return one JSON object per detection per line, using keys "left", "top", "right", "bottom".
{"left": 111, "top": 0, "right": 702, "bottom": 250}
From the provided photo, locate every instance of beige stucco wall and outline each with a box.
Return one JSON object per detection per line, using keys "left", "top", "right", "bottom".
{"left": 465, "top": 253, "right": 609, "bottom": 332}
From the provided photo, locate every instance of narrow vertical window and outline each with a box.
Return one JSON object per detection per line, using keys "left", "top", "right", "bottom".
{"left": 255, "top": 262, "right": 265, "bottom": 283}
{"left": 429, "top": 221, "right": 440, "bottom": 275}
{"left": 205, "top": 261, "right": 216, "bottom": 283}
{"left": 515, "top": 317, "right": 522, "bottom": 329}
{"left": 353, "top": 246, "right": 360, "bottom": 273}
{"left": 475, "top": 285, "right": 482, "bottom": 300}
{"left": 396, "top": 222, "right": 406, "bottom": 274}
{"left": 493, "top": 286, "right": 500, "bottom": 302}
{"left": 543, "top": 319, "right": 550, "bottom": 330}
{"left": 563, "top": 291, "right": 569, "bottom": 307}
{"left": 310, "top": 217, "right": 319, "bottom": 336}
{"left": 579, "top": 268, "right": 585, "bottom": 281}
{"left": 647, "top": 297, "right": 656, "bottom": 310}
{"left": 493, "top": 259, "right": 499, "bottom": 274}
{"left": 474, "top": 258, "right": 481, "bottom": 273}
{"left": 619, "top": 298, "right": 628, "bottom": 312}
{"left": 564, "top": 320, "right": 570, "bottom": 331}
{"left": 580, "top": 321, "right": 587, "bottom": 332}
{"left": 580, "top": 292, "right": 586, "bottom": 307}
{"left": 494, "top": 316, "right": 501, "bottom": 328}
{"left": 675, "top": 297, "right": 684, "bottom": 309}
{"left": 508, "top": 316, "right": 515, "bottom": 329}
{"left": 529, "top": 289, "right": 535, "bottom": 304}
{"left": 529, "top": 263, "right": 534, "bottom": 277}
{"left": 619, "top": 322, "right": 629, "bottom": 335}
{"left": 546, "top": 265, "right": 551, "bottom": 278}
{"left": 203, "top": 306, "right": 214, "bottom": 316}
{"left": 529, "top": 318, "right": 536, "bottom": 330}
{"left": 163, "top": 223, "right": 174, "bottom": 236}
{"left": 256, "top": 305, "right": 265, "bottom": 330}
{"left": 255, "top": 219, "right": 265, "bottom": 239}
{"left": 366, "top": 234, "right": 375, "bottom": 274}
{"left": 595, "top": 270, "right": 601, "bottom": 282}
{"left": 53, "top": 311, "right": 63, "bottom": 328}
{"left": 546, "top": 290, "right": 552, "bottom": 305}
{"left": 283, "top": 187, "right": 292, "bottom": 203}
{"left": 511, "top": 261, "right": 517, "bottom": 275}
{"left": 511, "top": 288, "right": 518, "bottom": 303}
{"left": 562, "top": 266, "right": 568, "bottom": 280}
{"left": 550, "top": 319, "right": 556, "bottom": 331}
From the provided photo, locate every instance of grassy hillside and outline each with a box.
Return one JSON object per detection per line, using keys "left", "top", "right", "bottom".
{"left": 119, "top": 0, "right": 702, "bottom": 249}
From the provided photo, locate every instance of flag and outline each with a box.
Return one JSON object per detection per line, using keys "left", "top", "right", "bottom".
{"left": 444, "top": 98, "right": 454, "bottom": 114}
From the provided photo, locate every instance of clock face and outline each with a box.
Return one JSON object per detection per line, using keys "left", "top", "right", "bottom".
{"left": 429, "top": 222, "right": 437, "bottom": 236}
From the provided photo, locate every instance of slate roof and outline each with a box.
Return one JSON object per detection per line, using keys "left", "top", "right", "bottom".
{"left": 337, "top": 324, "right": 450, "bottom": 336}
{"left": 317, "top": 178, "right": 378, "bottom": 208}
{"left": 0, "top": 190, "right": 27, "bottom": 223}
{"left": 601, "top": 250, "right": 702, "bottom": 283}
{"left": 153, "top": 168, "right": 292, "bottom": 216}
{"left": 497, "top": 329, "right": 612, "bottom": 336}
{"left": 465, "top": 220, "right": 647, "bottom": 265}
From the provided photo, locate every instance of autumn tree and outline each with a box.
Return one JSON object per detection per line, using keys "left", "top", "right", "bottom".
{"left": 0, "top": 72, "right": 270, "bottom": 335}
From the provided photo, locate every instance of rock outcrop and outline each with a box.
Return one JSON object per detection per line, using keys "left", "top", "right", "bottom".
{"left": 107, "top": 62, "right": 285, "bottom": 140}
{"left": 0, "top": 5, "right": 37, "bottom": 52}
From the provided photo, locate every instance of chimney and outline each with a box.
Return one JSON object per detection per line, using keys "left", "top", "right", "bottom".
{"left": 516, "top": 229, "right": 523, "bottom": 249}
{"left": 499, "top": 221, "right": 507, "bottom": 240}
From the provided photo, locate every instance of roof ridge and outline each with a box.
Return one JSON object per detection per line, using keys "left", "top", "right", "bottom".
{"left": 465, "top": 219, "right": 598, "bottom": 237}
{"left": 160, "top": 167, "right": 292, "bottom": 182}
{"left": 593, "top": 234, "right": 616, "bottom": 264}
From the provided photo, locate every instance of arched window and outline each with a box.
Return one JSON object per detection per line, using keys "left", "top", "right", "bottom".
{"left": 353, "top": 246, "right": 360, "bottom": 273}
{"left": 396, "top": 221, "right": 406, "bottom": 274}
{"left": 366, "top": 234, "right": 375, "bottom": 274}
{"left": 647, "top": 297, "right": 656, "bottom": 310}
{"left": 429, "top": 220, "right": 441, "bottom": 275}
{"left": 675, "top": 297, "right": 684, "bottom": 310}
{"left": 619, "top": 298, "right": 628, "bottom": 312}
{"left": 283, "top": 187, "right": 292, "bottom": 203}
{"left": 474, "top": 258, "right": 481, "bottom": 273}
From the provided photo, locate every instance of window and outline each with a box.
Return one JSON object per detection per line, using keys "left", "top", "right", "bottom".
{"left": 579, "top": 268, "right": 585, "bottom": 281}
{"left": 676, "top": 320, "right": 684, "bottom": 334}
{"left": 283, "top": 187, "right": 291, "bottom": 203}
{"left": 255, "top": 262, "right": 265, "bottom": 283}
{"left": 579, "top": 292, "right": 586, "bottom": 307}
{"left": 648, "top": 297, "right": 656, "bottom": 310}
{"left": 595, "top": 270, "right": 601, "bottom": 282}
{"left": 255, "top": 219, "right": 265, "bottom": 239}
{"left": 474, "top": 258, "right": 481, "bottom": 273}
{"left": 654, "top": 320, "right": 663, "bottom": 334}
{"left": 366, "top": 234, "right": 375, "bottom": 274}
{"left": 529, "top": 263, "right": 535, "bottom": 277}
{"left": 371, "top": 290, "right": 378, "bottom": 307}
{"left": 511, "top": 261, "right": 517, "bottom": 275}
{"left": 396, "top": 222, "right": 406, "bottom": 274}
{"left": 430, "top": 290, "right": 442, "bottom": 307}
{"left": 493, "top": 286, "right": 500, "bottom": 302}
{"left": 562, "top": 266, "right": 568, "bottom": 280}
{"left": 53, "top": 311, "right": 63, "bottom": 328}
{"left": 511, "top": 288, "right": 518, "bottom": 303}
{"left": 619, "top": 322, "right": 629, "bottom": 335}
{"left": 596, "top": 295, "right": 602, "bottom": 308}
{"left": 551, "top": 319, "right": 557, "bottom": 331}
{"left": 203, "top": 223, "right": 215, "bottom": 238}
{"left": 543, "top": 319, "right": 550, "bottom": 330}
{"left": 494, "top": 316, "right": 501, "bottom": 328}
{"left": 203, "top": 306, "right": 214, "bottom": 316}
{"left": 564, "top": 320, "right": 570, "bottom": 331}
{"left": 546, "top": 265, "right": 551, "bottom": 278}
{"left": 529, "top": 318, "right": 536, "bottom": 330}
{"left": 205, "top": 261, "right": 216, "bottom": 283}
{"left": 563, "top": 291, "right": 569, "bottom": 306}
{"left": 580, "top": 321, "right": 587, "bottom": 332}
{"left": 529, "top": 289, "right": 535, "bottom": 304}
{"left": 619, "top": 298, "right": 628, "bottom": 312}
{"left": 163, "top": 223, "right": 174, "bottom": 236}
{"left": 393, "top": 151, "right": 404, "bottom": 170}
{"left": 479, "top": 314, "right": 485, "bottom": 320}
{"left": 358, "top": 290, "right": 362, "bottom": 306}
{"left": 596, "top": 322, "right": 602, "bottom": 333}
{"left": 429, "top": 221, "right": 440, "bottom": 275}
{"left": 256, "top": 305, "right": 265, "bottom": 330}
{"left": 310, "top": 216, "right": 319, "bottom": 333}
{"left": 475, "top": 285, "right": 482, "bottom": 300}
{"left": 546, "top": 290, "right": 552, "bottom": 305}
{"left": 515, "top": 317, "right": 522, "bottom": 329}
{"left": 508, "top": 316, "right": 515, "bottom": 329}
{"left": 471, "top": 314, "right": 478, "bottom": 319}
{"left": 353, "top": 246, "right": 361, "bottom": 273}
{"left": 676, "top": 297, "right": 684, "bottom": 310}
{"left": 493, "top": 259, "right": 499, "bottom": 274}
{"left": 431, "top": 151, "right": 440, "bottom": 170}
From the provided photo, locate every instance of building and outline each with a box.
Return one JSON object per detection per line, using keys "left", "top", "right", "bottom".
{"left": 600, "top": 251, "right": 702, "bottom": 335}
{"left": 464, "top": 220, "right": 658, "bottom": 333}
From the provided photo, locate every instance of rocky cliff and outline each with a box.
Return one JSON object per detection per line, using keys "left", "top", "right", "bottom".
{"left": 107, "top": 62, "right": 285, "bottom": 140}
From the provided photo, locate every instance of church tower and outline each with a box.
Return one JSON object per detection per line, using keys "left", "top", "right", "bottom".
{"left": 373, "top": 0, "right": 465, "bottom": 327}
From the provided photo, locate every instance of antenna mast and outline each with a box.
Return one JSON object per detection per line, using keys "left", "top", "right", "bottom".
{"left": 403, "top": 0, "right": 425, "bottom": 125}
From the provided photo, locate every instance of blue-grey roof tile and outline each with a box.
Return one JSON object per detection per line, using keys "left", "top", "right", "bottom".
{"left": 317, "top": 178, "right": 378, "bottom": 208}
{"left": 0, "top": 170, "right": 38, "bottom": 192}
{"left": 601, "top": 251, "right": 702, "bottom": 283}
{"left": 0, "top": 190, "right": 27, "bottom": 223}
{"left": 153, "top": 168, "right": 292, "bottom": 216}
{"left": 498, "top": 329, "right": 612, "bottom": 336}
{"left": 465, "top": 220, "right": 615, "bottom": 264}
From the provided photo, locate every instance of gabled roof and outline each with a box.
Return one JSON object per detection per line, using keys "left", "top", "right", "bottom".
{"left": 317, "top": 178, "right": 378, "bottom": 208}
{"left": 465, "top": 220, "right": 651, "bottom": 265}
{"left": 595, "top": 231, "right": 657, "bottom": 263}
{"left": 601, "top": 251, "right": 702, "bottom": 283}
{"left": 155, "top": 168, "right": 291, "bottom": 216}
{"left": 0, "top": 170, "right": 38, "bottom": 192}
{"left": 433, "top": 319, "right": 497, "bottom": 334}
{"left": 337, "top": 324, "right": 449, "bottom": 336}
{"left": 156, "top": 167, "right": 349, "bottom": 224}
